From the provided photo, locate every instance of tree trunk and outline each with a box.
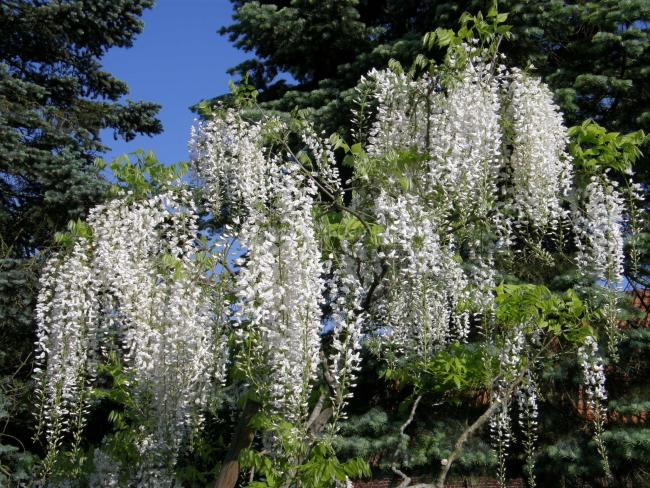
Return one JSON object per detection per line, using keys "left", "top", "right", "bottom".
{"left": 214, "top": 399, "right": 261, "bottom": 488}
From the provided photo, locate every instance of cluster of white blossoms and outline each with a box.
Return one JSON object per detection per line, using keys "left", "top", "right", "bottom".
{"left": 366, "top": 68, "right": 433, "bottom": 157}
{"left": 506, "top": 69, "right": 572, "bottom": 228}
{"left": 575, "top": 175, "right": 625, "bottom": 282}
{"left": 374, "top": 192, "right": 470, "bottom": 354}
{"left": 516, "top": 373, "right": 539, "bottom": 442}
{"left": 490, "top": 329, "right": 526, "bottom": 487}
{"left": 35, "top": 237, "right": 99, "bottom": 456}
{"left": 192, "top": 107, "right": 367, "bottom": 424}
{"left": 517, "top": 372, "right": 539, "bottom": 486}
{"left": 234, "top": 164, "right": 324, "bottom": 418}
{"left": 425, "top": 62, "right": 503, "bottom": 219}
{"left": 357, "top": 50, "right": 583, "bottom": 368}
{"left": 35, "top": 191, "right": 227, "bottom": 483}
{"left": 189, "top": 108, "right": 272, "bottom": 217}
{"left": 326, "top": 265, "right": 365, "bottom": 421}
{"left": 578, "top": 335, "right": 611, "bottom": 476}
{"left": 578, "top": 336, "right": 608, "bottom": 407}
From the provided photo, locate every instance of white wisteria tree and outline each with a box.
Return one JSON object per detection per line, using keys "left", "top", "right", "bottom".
{"left": 33, "top": 10, "right": 644, "bottom": 488}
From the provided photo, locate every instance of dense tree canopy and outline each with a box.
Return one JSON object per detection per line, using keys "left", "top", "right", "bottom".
{"left": 215, "top": 0, "right": 650, "bottom": 143}
{"left": 0, "top": 0, "right": 161, "bottom": 258}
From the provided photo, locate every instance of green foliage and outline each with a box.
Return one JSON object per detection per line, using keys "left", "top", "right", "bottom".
{"left": 53, "top": 219, "right": 93, "bottom": 250}
{"left": 88, "top": 354, "right": 142, "bottom": 481}
{"left": 240, "top": 412, "right": 370, "bottom": 488}
{"left": 422, "top": 5, "right": 512, "bottom": 71}
{"left": 495, "top": 284, "right": 593, "bottom": 343}
{"left": 382, "top": 344, "right": 489, "bottom": 400}
{"left": 568, "top": 119, "right": 649, "bottom": 175}
{"left": 335, "top": 407, "right": 497, "bottom": 477}
{"left": 320, "top": 212, "right": 382, "bottom": 251}
{"left": 241, "top": 443, "right": 369, "bottom": 488}
{"left": 0, "top": 391, "right": 37, "bottom": 485}
{"left": 95, "top": 149, "right": 189, "bottom": 200}
{"left": 1, "top": 0, "right": 161, "bottom": 260}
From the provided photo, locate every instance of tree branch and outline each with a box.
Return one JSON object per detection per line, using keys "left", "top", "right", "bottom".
{"left": 391, "top": 395, "right": 422, "bottom": 488}
{"left": 435, "top": 376, "right": 525, "bottom": 488}
{"left": 213, "top": 399, "right": 261, "bottom": 488}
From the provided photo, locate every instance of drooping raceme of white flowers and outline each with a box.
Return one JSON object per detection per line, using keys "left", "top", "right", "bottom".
{"left": 192, "top": 108, "right": 355, "bottom": 426}
{"left": 517, "top": 372, "right": 539, "bottom": 487}
{"left": 578, "top": 335, "right": 611, "bottom": 476}
{"left": 578, "top": 336, "right": 608, "bottom": 407}
{"left": 326, "top": 266, "right": 364, "bottom": 422}
{"left": 234, "top": 164, "right": 324, "bottom": 418}
{"left": 374, "top": 192, "right": 470, "bottom": 354}
{"left": 575, "top": 175, "right": 625, "bottom": 283}
{"left": 35, "top": 192, "right": 228, "bottom": 484}
{"left": 506, "top": 69, "right": 573, "bottom": 229}
{"left": 489, "top": 328, "right": 526, "bottom": 485}
{"left": 190, "top": 109, "right": 271, "bottom": 217}
{"left": 35, "top": 237, "right": 99, "bottom": 460}
{"left": 425, "top": 63, "right": 503, "bottom": 220}
{"left": 366, "top": 69, "right": 433, "bottom": 157}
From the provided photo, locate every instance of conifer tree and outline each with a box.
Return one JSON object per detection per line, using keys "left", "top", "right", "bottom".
{"left": 216, "top": 1, "right": 649, "bottom": 141}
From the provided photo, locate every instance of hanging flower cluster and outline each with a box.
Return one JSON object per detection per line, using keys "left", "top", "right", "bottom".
{"left": 517, "top": 372, "right": 539, "bottom": 487}
{"left": 575, "top": 175, "right": 625, "bottom": 283}
{"left": 190, "top": 109, "right": 271, "bottom": 218}
{"left": 374, "top": 192, "right": 470, "bottom": 354}
{"left": 489, "top": 328, "right": 526, "bottom": 485}
{"left": 326, "top": 266, "right": 365, "bottom": 422}
{"left": 34, "top": 237, "right": 98, "bottom": 463}
{"left": 35, "top": 192, "right": 227, "bottom": 483}
{"left": 234, "top": 164, "right": 324, "bottom": 418}
{"left": 578, "top": 336, "right": 608, "bottom": 408}
{"left": 191, "top": 109, "right": 360, "bottom": 425}
{"left": 578, "top": 336, "right": 611, "bottom": 476}
{"left": 506, "top": 69, "right": 572, "bottom": 229}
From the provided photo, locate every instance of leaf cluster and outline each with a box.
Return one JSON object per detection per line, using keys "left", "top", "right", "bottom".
{"left": 568, "top": 119, "right": 649, "bottom": 175}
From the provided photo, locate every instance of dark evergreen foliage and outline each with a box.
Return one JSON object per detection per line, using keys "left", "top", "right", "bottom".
{"left": 216, "top": 1, "right": 650, "bottom": 143}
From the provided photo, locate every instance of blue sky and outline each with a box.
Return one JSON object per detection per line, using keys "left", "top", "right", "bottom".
{"left": 99, "top": 0, "right": 247, "bottom": 165}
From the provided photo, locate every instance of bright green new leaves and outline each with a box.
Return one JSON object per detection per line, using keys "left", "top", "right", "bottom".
{"left": 320, "top": 212, "right": 382, "bottom": 251}
{"left": 240, "top": 413, "right": 370, "bottom": 488}
{"left": 95, "top": 150, "right": 189, "bottom": 200}
{"left": 382, "top": 284, "right": 594, "bottom": 403}
{"left": 423, "top": 5, "right": 512, "bottom": 63}
{"left": 495, "top": 284, "right": 593, "bottom": 344}
{"left": 383, "top": 343, "right": 489, "bottom": 399}
{"left": 568, "top": 119, "right": 649, "bottom": 175}
{"left": 53, "top": 219, "right": 93, "bottom": 250}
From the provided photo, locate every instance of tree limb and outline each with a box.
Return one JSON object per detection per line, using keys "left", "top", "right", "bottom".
{"left": 391, "top": 395, "right": 422, "bottom": 488}
{"left": 213, "top": 399, "right": 261, "bottom": 488}
{"left": 435, "top": 377, "right": 524, "bottom": 488}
